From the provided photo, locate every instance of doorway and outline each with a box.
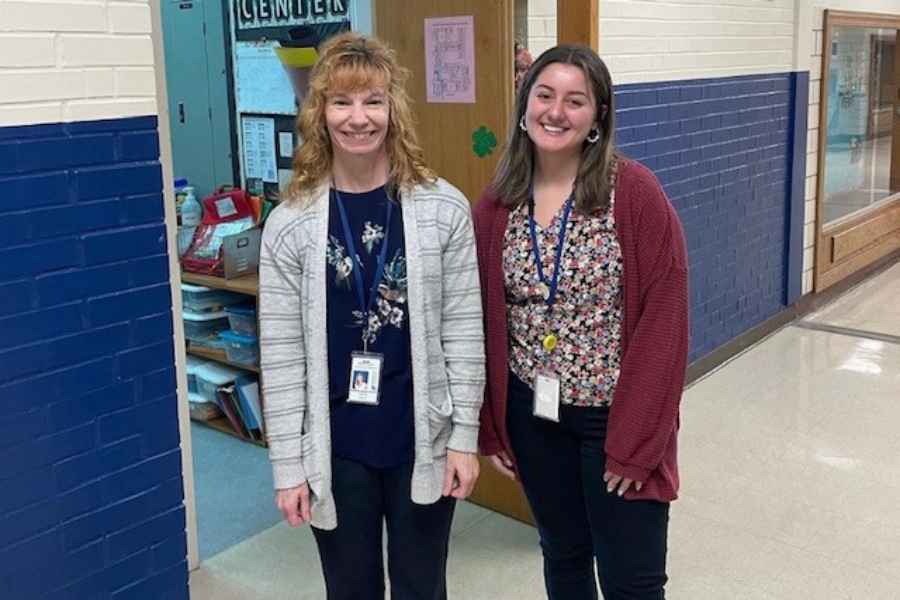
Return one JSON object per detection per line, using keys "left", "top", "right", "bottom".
{"left": 160, "top": 0, "right": 236, "bottom": 198}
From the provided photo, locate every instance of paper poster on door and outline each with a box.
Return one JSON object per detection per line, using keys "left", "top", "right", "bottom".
{"left": 424, "top": 15, "right": 476, "bottom": 104}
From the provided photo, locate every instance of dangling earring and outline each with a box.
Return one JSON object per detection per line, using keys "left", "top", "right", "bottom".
{"left": 586, "top": 128, "right": 601, "bottom": 144}
{"left": 519, "top": 115, "right": 527, "bottom": 131}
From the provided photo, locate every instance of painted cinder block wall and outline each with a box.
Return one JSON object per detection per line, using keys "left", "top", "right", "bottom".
{"left": 0, "top": 1, "right": 188, "bottom": 599}
{"left": 600, "top": 0, "right": 807, "bottom": 362}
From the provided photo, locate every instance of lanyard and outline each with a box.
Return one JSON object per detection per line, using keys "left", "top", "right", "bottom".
{"left": 333, "top": 187, "right": 393, "bottom": 351}
{"left": 528, "top": 192, "right": 574, "bottom": 354}
{"left": 528, "top": 193, "right": 574, "bottom": 309}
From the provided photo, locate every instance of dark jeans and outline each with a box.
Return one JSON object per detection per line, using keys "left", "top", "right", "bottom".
{"left": 312, "top": 456, "right": 456, "bottom": 600}
{"left": 507, "top": 372, "right": 669, "bottom": 600}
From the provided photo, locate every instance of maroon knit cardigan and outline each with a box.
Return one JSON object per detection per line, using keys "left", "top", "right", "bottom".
{"left": 473, "top": 159, "right": 689, "bottom": 502}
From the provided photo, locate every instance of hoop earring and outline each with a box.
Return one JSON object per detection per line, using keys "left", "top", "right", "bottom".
{"left": 519, "top": 116, "right": 527, "bottom": 131}
{"left": 586, "top": 128, "right": 601, "bottom": 144}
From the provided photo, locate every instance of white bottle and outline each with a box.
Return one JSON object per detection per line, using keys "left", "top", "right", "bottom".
{"left": 181, "top": 186, "right": 202, "bottom": 227}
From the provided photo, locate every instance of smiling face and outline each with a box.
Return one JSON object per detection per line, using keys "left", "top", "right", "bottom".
{"left": 523, "top": 62, "right": 598, "bottom": 161}
{"left": 325, "top": 87, "right": 390, "bottom": 164}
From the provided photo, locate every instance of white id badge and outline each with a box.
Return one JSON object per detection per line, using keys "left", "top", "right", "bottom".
{"left": 347, "top": 352, "right": 384, "bottom": 405}
{"left": 533, "top": 372, "right": 561, "bottom": 422}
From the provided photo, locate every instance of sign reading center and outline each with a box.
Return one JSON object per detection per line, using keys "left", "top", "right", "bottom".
{"left": 237, "top": 0, "right": 348, "bottom": 29}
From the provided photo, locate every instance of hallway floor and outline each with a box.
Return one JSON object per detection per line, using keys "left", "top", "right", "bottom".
{"left": 190, "top": 261, "right": 900, "bottom": 600}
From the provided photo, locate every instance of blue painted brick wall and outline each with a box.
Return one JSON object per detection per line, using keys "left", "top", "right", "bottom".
{"left": 615, "top": 72, "right": 806, "bottom": 362}
{"left": 0, "top": 117, "right": 188, "bottom": 600}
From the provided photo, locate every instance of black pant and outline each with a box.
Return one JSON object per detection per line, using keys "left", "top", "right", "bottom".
{"left": 312, "top": 456, "right": 456, "bottom": 600}
{"left": 507, "top": 372, "right": 669, "bottom": 600}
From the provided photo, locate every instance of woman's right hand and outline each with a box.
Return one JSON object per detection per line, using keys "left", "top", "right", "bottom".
{"left": 276, "top": 483, "right": 311, "bottom": 527}
{"left": 487, "top": 451, "right": 517, "bottom": 481}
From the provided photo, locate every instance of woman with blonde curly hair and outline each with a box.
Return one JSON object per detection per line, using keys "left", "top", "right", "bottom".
{"left": 259, "top": 31, "right": 485, "bottom": 600}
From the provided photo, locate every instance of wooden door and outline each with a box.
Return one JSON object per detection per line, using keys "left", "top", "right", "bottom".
{"left": 374, "top": 1, "right": 513, "bottom": 206}
{"left": 375, "top": 1, "right": 535, "bottom": 525}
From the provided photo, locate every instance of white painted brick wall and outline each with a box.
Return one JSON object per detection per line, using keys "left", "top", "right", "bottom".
{"left": 599, "top": 0, "right": 797, "bottom": 84}
{"left": 527, "top": 0, "right": 556, "bottom": 58}
{"left": 109, "top": 2, "right": 153, "bottom": 34}
{"left": 0, "top": 0, "right": 158, "bottom": 127}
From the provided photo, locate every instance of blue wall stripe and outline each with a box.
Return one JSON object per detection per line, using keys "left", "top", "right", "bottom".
{"left": 786, "top": 71, "right": 810, "bottom": 305}
{"left": 0, "top": 116, "right": 187, "bottom": 600}
{"left": 615, "top": 72, "right": 800, "bottom": 362}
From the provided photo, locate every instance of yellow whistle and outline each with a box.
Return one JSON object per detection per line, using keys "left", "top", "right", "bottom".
{"left": 542, "top": 333, "right": 557, "bottom": 353}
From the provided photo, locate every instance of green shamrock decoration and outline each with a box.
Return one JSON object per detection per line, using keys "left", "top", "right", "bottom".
{"left": 472, "top": 126, "right": 498, "bottom": 158}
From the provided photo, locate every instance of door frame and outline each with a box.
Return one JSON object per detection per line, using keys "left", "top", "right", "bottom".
{"left": 558, "top": 0, "right": 598, "bottom": 48}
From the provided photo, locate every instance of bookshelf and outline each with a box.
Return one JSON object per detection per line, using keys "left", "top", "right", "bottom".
{"left": 182, "top": 271, "right": 266, "bottom": 447}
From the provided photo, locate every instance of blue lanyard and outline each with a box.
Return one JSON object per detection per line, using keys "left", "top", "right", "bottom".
{"left": 333, "top": 187, "right": 393, "bottom": 349}
{"left": 528, "top": 193, "right": 574, "bottom": 309}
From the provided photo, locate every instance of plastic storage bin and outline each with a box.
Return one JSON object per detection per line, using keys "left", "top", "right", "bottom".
{"left": 183, "top": 309, "right": 229, "bottom": 348}
{"left": 219, "top": 330, "right": 260, "bottom": 367}
{"left": 185, "top": 355, "right": 210, "bottom": 394}
{"left": 194, "top": 362, "right": 246, "bottom": 402}
{"left": 224, "top": 303, "right": 258, "bottom": 337}
{"left": 181, "top": 283, "right": 245, "bottom": 313}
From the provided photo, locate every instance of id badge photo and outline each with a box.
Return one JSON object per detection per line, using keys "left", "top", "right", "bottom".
{"left": 347, "top": 352, "right": 384, "bottom": 405}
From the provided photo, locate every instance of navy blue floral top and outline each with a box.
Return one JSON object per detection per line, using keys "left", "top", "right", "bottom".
{"left": 326, "top": 186, "right": 414, "bottom": 466}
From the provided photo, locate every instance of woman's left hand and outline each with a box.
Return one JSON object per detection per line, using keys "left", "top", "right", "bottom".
{"left": 603, "top": 470, "right": 643, "bottom": 497}
{"left": 443, "top": 450, "right": 480, "bottom": 499}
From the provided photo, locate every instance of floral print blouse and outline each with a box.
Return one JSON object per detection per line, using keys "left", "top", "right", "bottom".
{"left": 325, "top": 186, "right": 414, "bottom": 467}
{"left": 503, "top": 190, "right": 623, "bottom": 407}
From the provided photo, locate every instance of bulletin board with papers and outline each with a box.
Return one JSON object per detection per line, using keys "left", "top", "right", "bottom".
{"left": 235, "top": 41, "right": 296, "bottom": 116}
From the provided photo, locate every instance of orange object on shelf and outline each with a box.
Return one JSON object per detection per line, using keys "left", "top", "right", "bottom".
{"left": 249, "top": 195, "right": 262, "bottom": 224}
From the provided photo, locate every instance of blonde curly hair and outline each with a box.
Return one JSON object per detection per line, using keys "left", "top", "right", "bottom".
{"left": 283, "top": 31, "right": 434, "bottom": 205}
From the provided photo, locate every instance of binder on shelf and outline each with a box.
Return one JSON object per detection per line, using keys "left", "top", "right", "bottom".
{"left": 216, "top": 384, "right": 250, "bottom": 439}
{"left": 236, "top": 375, "right": 263, "bottom": 434}
{"left": 216, "top": 382, "right": 261, "bottom": 441}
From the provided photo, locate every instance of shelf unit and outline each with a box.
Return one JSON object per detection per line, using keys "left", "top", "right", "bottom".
{"left": 182, "top": 271, "right": 266, "bottom": 447}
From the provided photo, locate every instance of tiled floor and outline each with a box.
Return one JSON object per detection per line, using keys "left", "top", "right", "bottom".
{"left": 190, "top": 262, "right": 900, "bottom": 599}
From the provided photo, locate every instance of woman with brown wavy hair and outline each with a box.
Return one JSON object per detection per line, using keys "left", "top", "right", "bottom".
{"left": 260, "top": 32, "right": 485, "bottom": 600}
{"left": 475, "top": 44, "right": 689, "bottom": 599}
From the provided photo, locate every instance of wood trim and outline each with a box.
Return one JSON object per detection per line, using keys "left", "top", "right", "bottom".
{"left": 824, "top": 10, "right": 900, "bottom": 29}
{"left": 893, "top": 37, "right": 900, "bottom": 193}
{"left": 557, "top": 0, "right": 598, "bottom": 49}
{"left": 818, "top": 236, "right": 900, "bottom": 290}
{"left": 181, "top": 271, "right": 259, "bottom": 296}
{"left": 832, "top": 204, "right": 900, "bottom": 261}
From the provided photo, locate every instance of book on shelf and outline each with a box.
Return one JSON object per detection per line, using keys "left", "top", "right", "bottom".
{"left": 216, "top": 382, "right": 261, "bottom": 441}
{"left": 235, "top": 375, "right": 264, "bottom": 435}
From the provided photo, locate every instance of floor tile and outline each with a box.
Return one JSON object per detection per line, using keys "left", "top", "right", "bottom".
{"left": 674, "top": 522, "right": 801, "bottom": 585}
{"left": 667, "top": 559, "right": 786, "bottom": 600}
{"left": 190, "top": 565, "right": 273, "bottom": 600}
{"left": 767, "top": 552, "right": 899, "bottom": 600}
{"left": 807, "top": 262, "right": 900, "bottom": 338}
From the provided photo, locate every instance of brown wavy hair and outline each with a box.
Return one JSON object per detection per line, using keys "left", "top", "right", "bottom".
{"left": 491, "top": 44, "right": 620, "bottom": 214}
{"left": 283, "top": 32, "right": 434, "bottom": 205}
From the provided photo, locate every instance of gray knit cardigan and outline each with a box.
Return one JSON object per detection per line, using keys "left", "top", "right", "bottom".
{"left": 258, "top": 178, "right": 486, "bottom": 530}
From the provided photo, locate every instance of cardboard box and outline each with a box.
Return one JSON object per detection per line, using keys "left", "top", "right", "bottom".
{"left": 221, "top": 228, "right": 261, "bottom": 279}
